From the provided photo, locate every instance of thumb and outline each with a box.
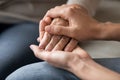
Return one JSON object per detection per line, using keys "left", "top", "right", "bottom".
{"left": 45, "top": 25, "right": 72, "bottom": 37}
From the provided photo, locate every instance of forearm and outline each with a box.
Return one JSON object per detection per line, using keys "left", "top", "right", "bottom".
{"left": 67, "top": 0, "right": 101, "bottom": 16}
{"left": 69, "top": 59, "right": 120, "bottom": 80}
{"left": 98, "top": 22, "right": 120, "bottom": 41}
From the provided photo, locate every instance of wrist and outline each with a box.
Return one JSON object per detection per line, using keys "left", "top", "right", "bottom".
{"left": 69, "top": 57, "right": 120, "bottom": 80}
{"left": 68, "top": 57, "right": 95, "bottom": 80}
{"left": 88, "top": 20, "right": 104, "bottom": 40}
{"left": 93, "top": 22, "right": 110, "bottom": 40}
{"left": 95, "top": 22, "right": 120, "bottom": 41}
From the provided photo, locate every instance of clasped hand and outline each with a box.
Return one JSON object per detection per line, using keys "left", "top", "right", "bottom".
{"left": 30, "top": 4, "right": 99, "bottom": 79}
{"left": 31, "top": 4, "right": 95, "bottom": 74}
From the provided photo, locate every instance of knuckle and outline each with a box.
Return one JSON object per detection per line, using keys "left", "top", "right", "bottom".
{"left": 70, "top": 28, "right": 77, "bottom": 38}
{"left": 62, "top": 4, "right": 66, "bottom": 6}
{"left": 53, "top": 35, "right": 61, "bottom": 40}
{"left": 66, "top": 7, "right": 74, "bottom": 16}
{"left": 62, "top": 36, "right": 69, "bottom": 41}
{"left": 55, "top": 27, "right": 61, "bottom": 34}
{"left": 46, "top": 8, "right": 53, "bottom": 14}
{"left": 46, "top": 25, "right": 52, "bottom": 33}
{"left": 55, "top": 6, "right": 60, "bottom": 9}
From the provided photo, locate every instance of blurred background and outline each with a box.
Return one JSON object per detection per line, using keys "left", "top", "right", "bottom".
{"left": 0, "top": 0, "right": 120, "bottom": 79}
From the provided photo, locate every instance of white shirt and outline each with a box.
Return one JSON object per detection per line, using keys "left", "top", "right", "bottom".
{"left": 67, "top": 0, "right": 101, "bottom": 16}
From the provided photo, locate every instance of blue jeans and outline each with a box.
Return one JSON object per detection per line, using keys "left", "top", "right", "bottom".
{"left": 0, "top": 23, "right": 40, "bottom": 80}
{"left": 6, "top": 58, "right": 120, "bottom": 80}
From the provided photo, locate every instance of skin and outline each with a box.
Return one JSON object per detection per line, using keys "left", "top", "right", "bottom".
{"left": 44, "top": 4, "right": 120, "bottom": 41}
{"left": 43, "top": 4, "right": 100, "bottom": 41}
{"left": 32, "top": 4, "right": 120, "bottom": 80}
{"left": 39, "top": 17, "right": 78, "bottom": 52}
{"left": 30, "top": 45, "right": 120, "bottom": 80}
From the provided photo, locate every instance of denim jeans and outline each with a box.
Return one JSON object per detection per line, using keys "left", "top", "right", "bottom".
{"left": 0, "top": 23, "right": 40, "bottom": 80}
{"left": 6, "top": 58, "right": 120, "bottom": 80}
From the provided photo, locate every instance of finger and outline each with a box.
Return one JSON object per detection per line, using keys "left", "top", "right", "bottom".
{"left": 44, "top": 6, "right": 69, "bottom": 20}
{"left": 45, "top": 35, "right": 62, "bottom": 51}
{"left": 64, "top": 39, "right": 78, "bottom": 52}
{"left": 39, "top": 32, "right": 52, "bottom": 49}
{"left": 45, "top": 25, "right": 72, "bottom": 38}
{"left": 30, "top": 45, "right": 50, "bottom": 61}
{"left": 30, "top": 44, "right": 67, "bottom": 62}
{"left": 30, "top": 44, "right": 76, "bottom": 69}
{"left": 44, "top": 17, "right": 52, "bottom": 24}
{"left": 52, "top": 36, "right": 70, "bottom": 51}
{"left": 39, "top": 20, "right": 47, "bottom": 42}
{"left": 40, "top": 17, "right": 52, "bottom": 33}
{"left": 39, "top": 17, "right": 52, "bottom": 42}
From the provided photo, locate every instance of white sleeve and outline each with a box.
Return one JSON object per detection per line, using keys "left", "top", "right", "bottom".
{"left": 67, "top": 0, "right": 101, "bottom": 16}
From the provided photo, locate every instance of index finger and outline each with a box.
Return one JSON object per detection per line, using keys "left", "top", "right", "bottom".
{"left": 39, "top": 17, "right": 52, "bottom": 42}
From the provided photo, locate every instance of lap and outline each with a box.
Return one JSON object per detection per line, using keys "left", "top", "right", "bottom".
{"left": 6, "top": 62, "right": 79, "bottom": 80}
{"left": 6, "top": 58, "right": 120, "bottom": 80}
{"left": 94, "top": 58, "right": 120, "bottom": 73}
{"left": 0, "top": 23, "right": 39, "bottom": 80}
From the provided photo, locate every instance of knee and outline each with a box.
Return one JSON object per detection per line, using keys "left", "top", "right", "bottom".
{"left": 6, "top": 62, "right": 67, "bottom": 80}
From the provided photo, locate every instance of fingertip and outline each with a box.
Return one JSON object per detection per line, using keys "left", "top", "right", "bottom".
{"left": 30, "top": 44, "right": 37, "bottom": 50}
{"left": 44, "top": 17, "right": 52, "bottom": 24}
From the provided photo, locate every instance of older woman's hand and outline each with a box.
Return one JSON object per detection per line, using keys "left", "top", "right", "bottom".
{"left": 43, "top": 4, "right": 104, "bottom": 41}
{"left": 38, "top": 17, "right": 78, "bottom": 52}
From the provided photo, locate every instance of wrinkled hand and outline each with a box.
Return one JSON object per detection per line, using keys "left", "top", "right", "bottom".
{"left": 43, "top": 4, "right": 102, "bottom": 41}
{"left": 30, "top": 45, "right": 91, "bottom": 71}
{"left": 38, "top": 17, "right": 78, "bottom": 51}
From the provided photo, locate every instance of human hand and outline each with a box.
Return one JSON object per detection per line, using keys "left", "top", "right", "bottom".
{"left": 43, "top": 4, "right": 103, "bottom": 41}
{"left": 30, "top": 44, "right": 120, "bottom": 80}
{"left": 38, "top": 17, "right": 78, "bottom": 51}
{"left": 30, "top": 44, "right": 91, "bottom": 71}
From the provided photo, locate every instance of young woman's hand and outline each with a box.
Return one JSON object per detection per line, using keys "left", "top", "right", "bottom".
{"left": 43, "top": 4, "right": 103, "bottom": 41}
{"left": 30, "top": 45, "right": 120, "bottom": 80}
{"left": 30, "top": 44, "right": 91, "bottom": 71}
